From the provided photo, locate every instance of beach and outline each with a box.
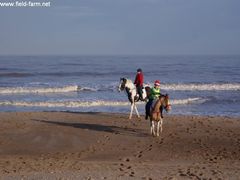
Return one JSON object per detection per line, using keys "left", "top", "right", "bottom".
{"left": 0, "top": 112, "right": 240, "bottom": 179}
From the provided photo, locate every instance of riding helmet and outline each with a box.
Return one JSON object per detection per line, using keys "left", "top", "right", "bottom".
{"left": 137, "top": 68, "right": 142, "bottom": 72}
{"left": 154, "top": 80, "right": 160, "bottom": 86}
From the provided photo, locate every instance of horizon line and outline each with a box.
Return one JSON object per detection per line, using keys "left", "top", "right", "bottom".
{"left": 1, "top": 54, "right": 240, "bottom": 57}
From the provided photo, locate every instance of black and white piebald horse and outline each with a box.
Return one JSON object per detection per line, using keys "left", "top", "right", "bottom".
{"left": 118, "top": 78, "right": 150, "bottom": 119}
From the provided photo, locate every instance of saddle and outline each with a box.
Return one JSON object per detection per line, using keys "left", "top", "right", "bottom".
{"left": 149, "top": 99, "right": 163, "bottom": 118}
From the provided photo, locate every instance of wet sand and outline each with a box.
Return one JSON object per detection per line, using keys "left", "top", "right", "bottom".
{"left": 0, "top": 112, "right": 240, "bottom": 179}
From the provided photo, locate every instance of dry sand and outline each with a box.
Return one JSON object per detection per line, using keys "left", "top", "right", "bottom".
{"left": 0, "top": 112, "right": 240, "bottom": 179}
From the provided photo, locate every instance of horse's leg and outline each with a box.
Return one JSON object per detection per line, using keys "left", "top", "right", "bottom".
{"left": 150, "top": 119, "right": 153, "bottom": 134}
{"left": 129, "top": 103, "right": 134, "bottom": 119}
{"left": 154, "top": 121, "right": 157, "bottom": 136}
{"left": 152, "top": 121, "right": 155, "bottom": 136}
{"left": 151, "top": 120, "right": 156, "bottom": 136}
{"left": 134, "top": 104, "right": 140, "bottom": 119}
{"left": 160, "top": 118, "right": 163, "bottom": 133}
{"left": 156, "top": 121, "right": 160, "bottom": 137}
{"left": 160, "top": 108, "right": 163, "bottom": 133}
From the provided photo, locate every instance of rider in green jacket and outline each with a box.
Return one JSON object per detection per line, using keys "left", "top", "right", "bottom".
{"left": 149, "top": 85, "right": 161, "bottom": 100}
{"left": 145, "top": 80, "right": 161, "bottom": 119}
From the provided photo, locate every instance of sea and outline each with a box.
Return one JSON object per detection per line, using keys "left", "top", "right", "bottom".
{"left": 0, "top": 55, "right": 239, "bottom": 117}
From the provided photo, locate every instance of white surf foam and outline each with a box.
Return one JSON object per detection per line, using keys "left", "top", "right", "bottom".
{"left": 0, "top": 85, "right": 79, "bottom": 94}
{"left": 162, "top": 83, "right": 240, "bottom": 91}
{"left": 77, "top": 86, "right": 98, "bottom": 92}
{"left": 171, "top": 97, "right": 208, "bottom": 105}
{"left": 2, "top": 83, "right": 238, "bottom": 95}
{"left": 0, "top": 97, "right": 207, "bottom": 108}
{"left": 0, "top": 100, "right": 130, "bottom": 107}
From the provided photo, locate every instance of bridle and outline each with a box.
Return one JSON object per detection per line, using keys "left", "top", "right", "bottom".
{"left": 152, "top": 95, "right": 171, "bottom": 114}
{"left": 163, "top": 94, "right": 171, "bottom": 112}
{"left": 119, "top": 78, "right": 126, "bottom": 91}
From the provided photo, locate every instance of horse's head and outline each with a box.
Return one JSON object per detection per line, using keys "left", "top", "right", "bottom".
{"left": 161, "top": 94, "right": 171, "bottom": 112}
{"left": 118, "top": 78, "right": 127, "bottom": 92}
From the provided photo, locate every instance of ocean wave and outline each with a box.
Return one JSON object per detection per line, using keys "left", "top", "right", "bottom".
{"left": 1, "top": 82, "right": 238, "bottom": 95}
{"left": 0, "top": 98, "right": 207, "bottom": 108}
{"left": 162, "top": 83, "right": 240, "bottom": 91}
{"left": 77, "top": 86, "right": 98, "bottom": 92}
{"left": 171, "top": 97, "right": 208, "bottom": 105}
{"left": 0, "top": 100, "right": 130, "bottom": 107}
{"left": 0, "top": 72, "right": 33, "bottom": 77}
{"left": 0, "top": 85, "right": 79, "bottom": 94}
{"left": 0, "top": 84, "right": 114, "bottom": 94}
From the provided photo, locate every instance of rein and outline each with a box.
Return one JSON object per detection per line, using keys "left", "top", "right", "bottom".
{"left": 151, "top": 95, "right": 170, "bottom": 116}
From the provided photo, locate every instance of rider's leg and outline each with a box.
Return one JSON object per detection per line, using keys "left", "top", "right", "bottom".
{"left": 137, "top": 85, "right": 143, "bottom": 101}
{"left": 145, "top": 99, "right": 152, "bottom": 120}
{"left": 139, "top": 86, "right": 143, "bottom": 100}
{"left": 145, "top": 102, "right": 149, "bottom": 120}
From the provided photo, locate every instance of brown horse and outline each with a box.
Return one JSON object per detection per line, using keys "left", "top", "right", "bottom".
{"left": 149, "top": 94, "right": 171, "bottom": 137}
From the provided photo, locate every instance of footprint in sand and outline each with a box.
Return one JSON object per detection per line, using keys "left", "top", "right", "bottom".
{"left": 119, "top": 163, "right": 125, "bottom": 169}
{"left": 134, "top": 150, "right": 143, "bottom": 158}
{"left": 137, "top": 154, "right": 142, "bottom": 158}
{"left": 178, "top": 168, "right": 202, "bottom": 179}
{"left": 129, "top": 171, "right": 135, "bottom": 177}
{"left": 118, "top": 163, "right": 134, "bottom": 175}
{"left": 119, "top": 167, "right": 124, "bottom": 172}
{"left": 120, "top": 157, "right": 131, "bottom": 162}
{"left": 3, "top": 169, "right": 10, "bottom": 174}
{"left": 125, "top": 158, "right": 130, "bottom": 162}
{"left": 148, "top": 144, "right": 153, "bottom": 151}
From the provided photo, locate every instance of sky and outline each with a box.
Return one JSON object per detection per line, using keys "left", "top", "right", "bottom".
{"left": 0, "top": 0, "right": 240, "bottom": 55}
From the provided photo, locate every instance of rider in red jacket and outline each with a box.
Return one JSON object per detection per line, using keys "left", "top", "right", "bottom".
{"left": 134, "top": 68, "right": 144, "bottom": 101}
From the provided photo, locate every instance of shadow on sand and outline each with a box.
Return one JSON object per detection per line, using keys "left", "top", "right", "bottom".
{"left": 43, "top": 111, "right": 104, "bottom": 115}
{"left": 31, "top": 118, "right": 148, "bottom": 137}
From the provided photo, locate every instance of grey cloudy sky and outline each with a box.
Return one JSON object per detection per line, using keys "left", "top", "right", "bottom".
{"left": 0, "top": 0, "right": 240, "bottom": 55}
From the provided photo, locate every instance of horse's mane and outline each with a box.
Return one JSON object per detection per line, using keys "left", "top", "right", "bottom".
{"left": 153, "top": 99, "right": 161, "bottom": 112}
{"left": 124, "top": 78, "right": 135, "bottom": 90}
{"left": 126, "top": 78, "right": 133, "bottom": 84}
{"left": 152, "top": 94, "right": 167, "bottom": 111}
